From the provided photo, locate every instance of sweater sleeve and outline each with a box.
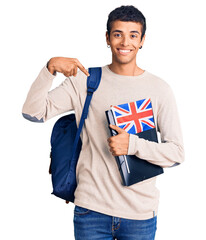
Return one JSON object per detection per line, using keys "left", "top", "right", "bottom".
{"left": 22, "top": 64, "right": 78, "bottom": 122}
{"left": 127, "top": 84, "right": 185, "bottom": 168}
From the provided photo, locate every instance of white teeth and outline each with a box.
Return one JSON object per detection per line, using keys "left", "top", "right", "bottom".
{"left": 119, "top": 49, "right": 131, "bottom": 53}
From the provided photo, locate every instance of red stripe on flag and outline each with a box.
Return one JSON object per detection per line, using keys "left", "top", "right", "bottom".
{"left": 141, "top": 99, "right": 150, "bottom": 110}
{"left": 113, "top": 106, "right": 129, "bottom": 114}
{"left": 141, "top": 120, "right": 154, "bottom": 128}
{"left": 123, "top": 123, "right": 130, "bottom": 130}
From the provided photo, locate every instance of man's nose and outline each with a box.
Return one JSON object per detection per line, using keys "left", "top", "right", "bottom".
{"left": 121, "top": 36, "right": 130, "bottom": 46}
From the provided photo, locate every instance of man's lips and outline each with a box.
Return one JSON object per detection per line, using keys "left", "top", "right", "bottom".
{"left": 117, "top": 48, "right": 133, "bottom": 55}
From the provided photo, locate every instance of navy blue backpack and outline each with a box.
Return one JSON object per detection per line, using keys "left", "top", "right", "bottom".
{"left": 49, "top": 67, "right": 102, "bottom": 203}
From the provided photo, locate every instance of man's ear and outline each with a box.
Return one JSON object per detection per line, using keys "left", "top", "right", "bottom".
{"left": 106, "top": 31, "right": 110, "bottom": 45}
{"left": 141, "top": 34, "right": 146, "bottom": 47}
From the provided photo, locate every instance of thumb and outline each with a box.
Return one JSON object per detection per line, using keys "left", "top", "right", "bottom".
{"left": 109, "top": 124, "right": 125, "bottom": 133}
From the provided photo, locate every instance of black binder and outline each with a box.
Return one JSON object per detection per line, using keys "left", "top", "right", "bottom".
{"left": 105, "top": 98, "right": 163, "bottom": 186}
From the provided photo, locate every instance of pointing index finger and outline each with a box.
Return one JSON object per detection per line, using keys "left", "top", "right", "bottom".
{"left": 76, "top": 61, "right": 90, "bottom": 76}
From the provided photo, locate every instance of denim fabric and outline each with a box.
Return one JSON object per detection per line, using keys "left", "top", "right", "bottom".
{"left": 73, "top": 205, "right": 157, "bottom": 240}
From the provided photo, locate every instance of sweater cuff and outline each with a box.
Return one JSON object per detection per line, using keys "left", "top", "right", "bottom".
{"left": 45, "top": 61, "right": 57, "bottom": 77}
{"left": 127, "top": 134, "right": 140, "bottom": 155}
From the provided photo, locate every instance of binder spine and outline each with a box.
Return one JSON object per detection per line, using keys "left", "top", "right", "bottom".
{"left": 105, "top": 110, "right": 128, "bottom": 186}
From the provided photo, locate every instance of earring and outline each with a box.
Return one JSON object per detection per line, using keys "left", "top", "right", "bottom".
{"left": 139, "top": 46, "right": 142, "bottom": 49}
{"left": 107, "top": 45, "right": 110, "bottom": 48}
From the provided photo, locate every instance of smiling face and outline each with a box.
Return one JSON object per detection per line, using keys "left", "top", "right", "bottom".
{"left": 106, "top": 20, "right": 145, "bottom": 65}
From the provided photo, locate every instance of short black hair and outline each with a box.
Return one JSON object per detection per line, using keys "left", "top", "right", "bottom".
{"left": 106, "top": 5, "right": 146, "bottom": 41}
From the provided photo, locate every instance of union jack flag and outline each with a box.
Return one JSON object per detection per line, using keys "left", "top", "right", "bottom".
{"left": 111, "top": 98, "right": 155, "bottom": 134}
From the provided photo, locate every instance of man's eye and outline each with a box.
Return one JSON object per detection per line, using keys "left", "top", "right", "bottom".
{"left": 131, "top": 34, "right": 138, "bottom": 38}
{"left": 114, "top": 33, "right": 121, "bottom": 37}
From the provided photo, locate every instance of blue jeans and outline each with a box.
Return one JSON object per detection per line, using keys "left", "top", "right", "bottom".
{"left": 73, "top": 205, "right": 157, "bottom": 240}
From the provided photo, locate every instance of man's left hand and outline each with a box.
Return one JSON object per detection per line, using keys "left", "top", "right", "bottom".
{"left": 107, "top": 124, "right": 130, "bottom": 156}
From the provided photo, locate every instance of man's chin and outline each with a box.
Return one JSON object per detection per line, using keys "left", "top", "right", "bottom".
{"left": 113, "top": 55, "right": 135, "bottom": 65}
{"left": 115, "top": 59, "right": 133, "bottom": 65}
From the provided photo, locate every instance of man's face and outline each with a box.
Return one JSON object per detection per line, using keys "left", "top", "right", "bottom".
{"left": 106, "top": 20, "right": 145, "bottom": 65}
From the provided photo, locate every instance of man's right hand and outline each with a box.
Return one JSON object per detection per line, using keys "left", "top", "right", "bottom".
{"left": 47, "top": 57, "right": 90, "bottom": 77}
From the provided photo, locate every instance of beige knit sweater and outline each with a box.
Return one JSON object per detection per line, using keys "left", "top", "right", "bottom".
{"left": 22, "top": 64, "right": 185, "bottom": 220}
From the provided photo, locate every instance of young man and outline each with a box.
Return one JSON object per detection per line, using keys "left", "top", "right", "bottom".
{"left": 22, "top": 5, "right": 184, "bottom": 240}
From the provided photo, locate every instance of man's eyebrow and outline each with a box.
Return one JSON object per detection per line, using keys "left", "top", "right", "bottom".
{"left": 130, "top": 30, "right": 140, "bottom": 35}
{"left": 112, "top": 30, "right": 140, "bottom": 35}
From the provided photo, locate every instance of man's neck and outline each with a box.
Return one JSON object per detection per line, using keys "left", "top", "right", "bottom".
{"left": 108, "top": 62, "right": 144, "bottom": 76}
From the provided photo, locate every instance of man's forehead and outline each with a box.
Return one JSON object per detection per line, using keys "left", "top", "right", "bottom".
{"left": 111, "top": 20, "right": 142, "bottom": 33}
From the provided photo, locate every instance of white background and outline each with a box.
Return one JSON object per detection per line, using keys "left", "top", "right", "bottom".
{"left": 1, "top": 0, "right": 206, "bottom": 239}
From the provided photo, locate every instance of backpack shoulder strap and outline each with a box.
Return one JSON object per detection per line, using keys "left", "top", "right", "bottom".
{"left": 87, "top": 67, "right": 102, "bottom": 94}
{"left": 82, "top": 67, "right": 102, "bottom": 118}
{"left": 70, "top": 67, "right": 102, "bottom": 161}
